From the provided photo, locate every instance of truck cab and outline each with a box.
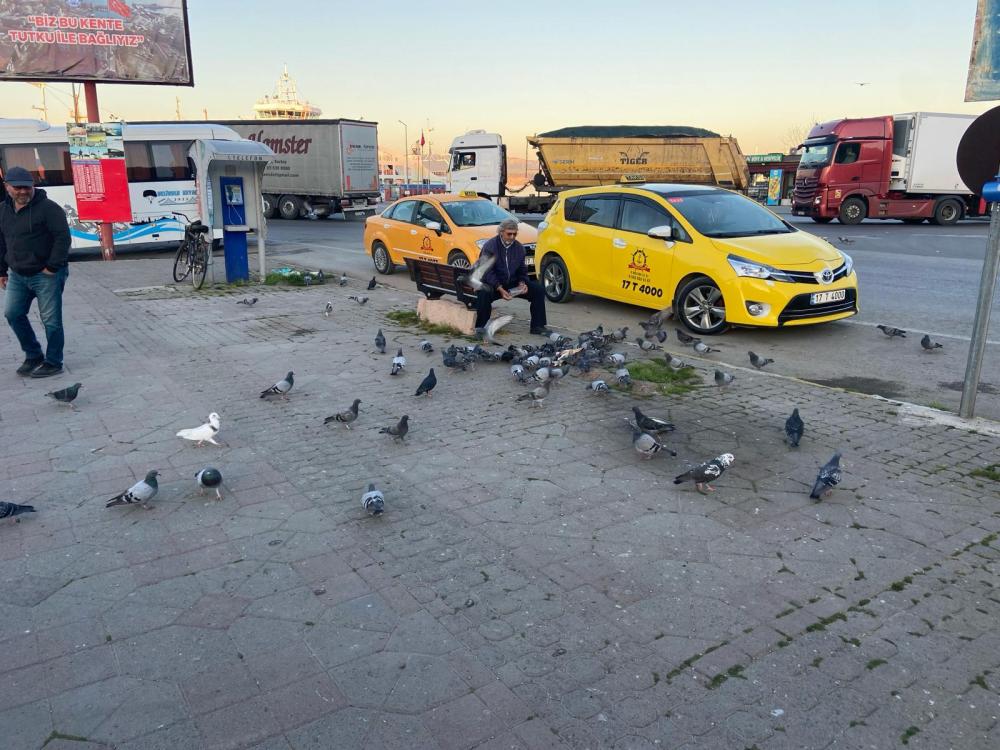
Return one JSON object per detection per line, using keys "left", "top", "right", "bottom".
{"left": 447, "top": 130, "right": 507, "bottom": 199}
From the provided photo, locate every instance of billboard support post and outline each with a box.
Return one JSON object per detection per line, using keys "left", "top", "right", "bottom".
{"left": 83, "top": 82, "right": 115, "bottom": 261}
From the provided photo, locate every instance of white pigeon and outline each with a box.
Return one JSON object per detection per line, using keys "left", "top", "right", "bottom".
{"left": 361, "top": 483, "right": 385, "bottom": 516}
{"left": 609, "top": 353, "right": 626, "bottom": 366}
{"left": 464, "top": 253, "right": 496, "bottom": 292}
{"left": 324, "top": 301, "right": 333, "bottom": 317}
{"left": 484, "top": 313, "right": 513, "bottom": 344}
{"left": 176, "top": 412, "right": 221, "bottom": 447}
{"left": 391, "top": 348, "right": 406, "bottom": 376}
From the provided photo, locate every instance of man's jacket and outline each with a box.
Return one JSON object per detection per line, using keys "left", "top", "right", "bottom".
{"left": 0, "top": 188, "right": 71, "bottom": 276}
{"left": 479, "top": 236, "right": 528, "bottom": 290}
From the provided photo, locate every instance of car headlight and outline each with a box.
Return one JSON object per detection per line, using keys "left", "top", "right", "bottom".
{"left": 841, "top": 252, "right": 853, "bottom": 276}
{"left": 727, "top": 254, "right": 794, "bottom": 282}
{"left": 475, "top": 238, "right": 488, "bottom": 249}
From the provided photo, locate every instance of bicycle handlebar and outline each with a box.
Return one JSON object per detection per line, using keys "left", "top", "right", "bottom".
{"left": 171, "top": 211, "right": 193, "bottom": 224}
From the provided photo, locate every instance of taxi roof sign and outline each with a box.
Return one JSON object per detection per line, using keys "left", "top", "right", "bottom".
{"left": 459, "top": 190, "right": 479, "bottom": 197}
{"left": 619, "top": 174, "right": 646, "bottom": 183}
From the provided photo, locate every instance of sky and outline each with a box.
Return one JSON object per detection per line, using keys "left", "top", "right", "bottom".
{"left": 0, "top": 0, "right": 996, "bottom": 158}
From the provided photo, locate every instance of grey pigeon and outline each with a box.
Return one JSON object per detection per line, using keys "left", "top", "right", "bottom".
{"left": 348, "top": 295, "right": 369, "bottom": 304}
{"left": 532, "top": 366, "right": 551, "bottom": 383}
{"left": 664, "top": 353, "right": 687, "bottom": 369}
{"left": 609, "top": 352, "right": 626, "bottom": 366}
{"left": 47, "top": 382, "right": 82, "bottom": 408}
{"left": 0, "top": 501, "right": 35, "bottom": 521}
{"left": 236, "top": 297, "right": 257, "bottom": 306}
{"left": 325, "top": 399, "right": 361, "bottom": 427}
{"left": 361, "top": 483, "right": 385, "bottom": 516}
{"left": 420, "top": 340, "right": 434, "bottom": 354}
{"left": 648, "top": 307, "right": 673, "bottom": 327}
{"left": 195, "top": 467, "right": 224, "bottom": 500}
{"left": 324, "top": 301, "right": 333, "bottom": 317}
{"left": 615, "top": 367, "right": 632, "bottom": 387}
{"left": 339, "top": 272, "right": 348, "bottom": 286}
{"left": 415, "top": 369, "right": 437, "bottom": 397}
{"left": 391, "top": 348, "right": 406, "bottom": 375}
{"left": 549, "top": 367, "right": 566, "bottom": 381}
{"left": 442, "top": 348, "right": 468, "bottom": 372}
{"left": 810, "top": 453, "right": 842, "bottom": 500}
{"left": 631, "top": 425, "right": 676, "bottom": 458}
{"left": 639, "top": 320, "right": 659, "bottom": 338}
{"left": 260, "top": 371, "right": 294, "bottom": 399}
{"left": 632, "top": 406, "right": 675, "bottom": 434}
{"left": 586, "top": 379, "right": 609, "bottom": 393}
{"left": 611, "top": 326, "right": 629, "bottom": 342}
{"left": 484, "top": 314, "right": 513, "bottom": 345}
{"left": 694, "top": 340, "right": 718, "bottom": 354}
{"left": 676, "top": 329, "right": 697, "bottom": 344}
{"left": 655, "top": 329, "right": 668, "bottom": 344}
{"left": 837, "top": 236, "right": 855, "bottom": 244}
{"left": 510, "top": 364, "right": 526, "bottom": 383}
{"left": 516, "top": 380, "right": 551, "bottom": 407}
{"left": 522, "top": 354, "right": 540, "bottom": 370}
{"left": 673, "top": 454, "right": 735, "bottom": 494}
{"left": 785, "top": 408, "right": 804, "bottom": 448}
{"left": 367, "top": 276, "right": 377, "bottom": 290}
{"left": 636, "top": 337, "right": 660, "bottom": 352}
{"left": 715, "top": 369, "right": 735, "bottom": 387}
{"left": 748, "top": 351, "right": 774, "bottom": 369}
{"left": 920, "top": 334, "right": 943, "bottom": 351}
{"left": 379, "top": 415, "right": 409, "bottom": 441}
{"left": 876, "top": 324, "right": 906, "bottom": 339}
{"left": 107, "top": 470, "right": 159, "bottom": 508}
{"left": 375, "top": 329, "right": 386, "bottom": 354}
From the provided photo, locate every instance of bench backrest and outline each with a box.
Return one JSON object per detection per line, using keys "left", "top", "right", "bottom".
{"left": 405, "top": 258, "right": 476, "bottom": 299}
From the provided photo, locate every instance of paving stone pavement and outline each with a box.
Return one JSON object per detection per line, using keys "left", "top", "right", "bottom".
{"left": 2, "top": 258, "right": 1000, "bottom": 750}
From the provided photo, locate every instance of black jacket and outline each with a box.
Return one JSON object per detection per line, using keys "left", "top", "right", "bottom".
{"left": 0, "top": 188, "right": 71, "bottom": 276}
{"left": 480, "top": 236, "right": 528, "bottom": 290}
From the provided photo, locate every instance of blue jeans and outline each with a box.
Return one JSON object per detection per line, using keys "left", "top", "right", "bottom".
{"left": 4, "top": 268, "right": 68, "bottom": 367}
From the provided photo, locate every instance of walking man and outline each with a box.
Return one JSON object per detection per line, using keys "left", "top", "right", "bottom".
{"left": 0, "top": 166, "right": 71, "bottom": 378}
{"left": 475, "top": 218, "right": 551, "bottom": 336}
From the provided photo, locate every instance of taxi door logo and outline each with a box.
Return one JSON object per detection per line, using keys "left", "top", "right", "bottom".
{"left": 421, "top": 236, "right": 432, "bottom": 251}
{"left": 628, "top": 249, "right": 650, "bottom": 272}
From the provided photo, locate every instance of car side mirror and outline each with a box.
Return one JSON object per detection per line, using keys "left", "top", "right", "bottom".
{"left": 425, "top": 221, "right": 442, "bottom": 235}
{"left": 647, "top": 225, "right": 673, "bottom": 241}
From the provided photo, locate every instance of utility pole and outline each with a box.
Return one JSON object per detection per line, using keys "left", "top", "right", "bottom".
{"left": 29, "top": 83, "right": 48, "bottom": 121}
{"left": 960, "top": 194, "right": 1000, "bottom": 418}
{"left": 175, "top": 96, "right": 182, "bottom": 120}
{"left": 397, "top": 120, "right": 408, "bottom": 192}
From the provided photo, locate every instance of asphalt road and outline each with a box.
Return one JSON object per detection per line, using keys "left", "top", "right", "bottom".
{"left": 261, "top": 211, "right": 1000, "bottom": 419}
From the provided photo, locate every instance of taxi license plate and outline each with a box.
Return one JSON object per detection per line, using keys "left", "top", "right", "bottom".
{"left": 811, "top": 289, "right": 846, "bottom": 305}
{"left": 524, "top": 257, "right": 535, "bottom": 267}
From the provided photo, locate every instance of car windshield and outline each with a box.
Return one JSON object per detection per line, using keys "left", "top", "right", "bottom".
{"left": 798, "top": 140, "right": 835, "bottom": 168}
{"left": 440, "top": 200, "right": 516, "bottom": 227}
{"left": 666, "top": 191, "right": 794, "bottom": 238}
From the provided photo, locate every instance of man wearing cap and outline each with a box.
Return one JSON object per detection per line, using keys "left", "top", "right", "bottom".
{"left": 474, "top": 218, "right": 551, "bottom": 336}
{"left": 0, "top": 166, "right": 71, "bottom": 378}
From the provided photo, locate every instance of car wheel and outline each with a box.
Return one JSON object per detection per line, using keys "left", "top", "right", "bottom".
{"left": 541, "top": 255, "right": 572, "bottom": 303}
{"left": 838, "top": 197, "right": 867, "bottom": 225}
{"left": 278, "top": 194, "right": 303, "bottom": 220}
{"left": 676, "top": 275, "right": 728, "bottom": 335}
{"left": 811, "top": 216, "right": 833, "bottom": 224}
{"left": 372, "top": 242, "right": 394, "bottom": 274}
{"left": 932, "top": 198, "right": 962, "bottom": 226}
{"left": 447, "top": 250, "right": 471, "bottom": 269}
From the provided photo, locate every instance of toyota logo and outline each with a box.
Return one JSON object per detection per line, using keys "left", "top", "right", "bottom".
{"left": 816, "top": 268, "right": 834, "bottom": 285}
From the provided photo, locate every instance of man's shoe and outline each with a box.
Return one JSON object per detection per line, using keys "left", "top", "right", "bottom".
{"left": 29, "top": 362, "right": 63, "bottom": 379}
{"left": 530, "top": 326, "right": 554, "bottom": 336}
{"left": 16, "top": 357, "right": 43, "bottom": 376}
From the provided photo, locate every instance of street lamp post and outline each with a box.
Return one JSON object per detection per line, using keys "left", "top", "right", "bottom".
{"left": 397, "top": 120, "right": 409, "bottom": 194}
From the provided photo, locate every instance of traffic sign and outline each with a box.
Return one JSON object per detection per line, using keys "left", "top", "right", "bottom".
{"left": 957, "top": 104, "right": 1000, "bottom": 194}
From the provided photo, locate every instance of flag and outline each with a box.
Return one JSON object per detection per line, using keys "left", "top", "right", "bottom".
{"left": 108, "top": 0, "right": 132, "bottom": 18}
{"left": 420, "top": 131, "right": 425, "bottom": 147}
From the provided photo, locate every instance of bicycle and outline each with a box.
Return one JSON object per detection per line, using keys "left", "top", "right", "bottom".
{"left": 171, "top": 212, "right": 211, "bottom": 290}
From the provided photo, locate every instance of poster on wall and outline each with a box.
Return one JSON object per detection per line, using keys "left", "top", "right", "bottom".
{"left": 0, "top": 1, "right": 193, "bottom": 85}
{"left": 67, "top": 122, "right": 132, "bottom": 222}
{"left": 966, "top": 0, "right": 1000, "bottom": 101}
{"left": 766, "top": 168, "right": 783, "bottom": 206}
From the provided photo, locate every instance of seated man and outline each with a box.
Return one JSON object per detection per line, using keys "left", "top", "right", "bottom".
{"left": 475, "top": 218, "right": 550, "bottom": 336}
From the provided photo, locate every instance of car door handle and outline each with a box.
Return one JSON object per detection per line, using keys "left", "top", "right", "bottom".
{"left": 564, "top": 227, "right": 576, "bottom": 236}
{"left": 383, "top": 224, "right": 390, "bottom": 229}
{"left": 410, "top": 229, "right": 417, "bottom": 235}
{"left": 612, "top": 238, "right": 627, "bottom": 248}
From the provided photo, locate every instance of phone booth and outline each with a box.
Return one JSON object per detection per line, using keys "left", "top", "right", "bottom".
{"left": 189, "top": 139, "right": 274, "bottom": 284}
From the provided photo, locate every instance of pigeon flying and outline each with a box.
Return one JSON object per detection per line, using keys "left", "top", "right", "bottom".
{"left": 632, "top": 406, "right": 675, "bottom": 434}
{"left": 176, "top": 412, "right": 222, "bottom": 447}
{"left": 516, "top": 380, "right": 551, "bottom": 407}
{"left": 673, "top": 454, "right": 734, "bottom": 494}
{"left": 367, "top": 276, "right": 377, "bottom": 290}
{"left": 920, "top": 334, "right": 943, "bottom": 351}
{"left": 325, "top": 399, "right": 361, "bottom": 428}
{"left": 195, "top": 467, "right": 224, "bottom": 501}
{"left": 694, "top": 341, "right": 719, "bottom": 354}
{"left": 464, "top": 253, "right": 496, "bottom": 292}
{"left": 46, "top": 382, "right": 82, "bottom": 408}
{"left": 484, "top": 314, "right": 513, "bottom": 345}
{"left": 748, "top": 351, "right": 774, "bottom": 370}
{"left": 260, "top": 371, "right": 294, "bottom": 400}
{"left": 415, "top": 368, "right": 437, "bottom": 397}
{"left": 876, "top": 324, "right": 906, "bottom": 339}
{"left": 348, "top": 295, "right": 369, "bottom": 304}
{"left": 361, "top": 483, "right": 385, "bottom": 516}
{"left": 375, "top": 329, "right": 386, "bottom": 354}
{"left": 0, "top": 501, "right": 36, "bottom": 521}
{"left": 107, "top": 470, "right": 159, "bottom": 508}
{"left": 785, "top": 408, "right": 804, "bottom": 448}
{"left": 810, "top": 453, "right": 843, "bottom": 500}
{"left": 379, "top": 415, "right": 410, "bottom": 441}
{"left": 324, "top": 301, "right": 333, "bottom": 317}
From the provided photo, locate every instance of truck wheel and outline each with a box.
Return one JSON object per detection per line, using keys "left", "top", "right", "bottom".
{"left": 372, "top": 242, "right": 394, "bottom": 275}
{"left": 447, "top": 250, "right": 471, "bottom": 269}
{"left": 541, "top": 255, "right": 572, "bottom": 303}
{"left": 811, "top": 216, "right": 833, "bottom": 224}
{"left": 932, "top": 199, "right": 962, "bottom": 226}
{"left": 262, "top": 194, "right": 277, "bottom": 220}
{"left": 838, "top": 197, "right": 867, "bottom": 225}
{"left": 676, "top": 275, "right": 728, "bottom": 335}
{"left": 278, "top": 195, "right": 303, "bottom": 220}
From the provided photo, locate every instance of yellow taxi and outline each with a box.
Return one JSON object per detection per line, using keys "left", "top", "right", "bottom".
{"left": 364, "top": 192, "right": 537, "bottom": 274}
{"left": 536, "top": 184, "right": 858, "bottom": 334}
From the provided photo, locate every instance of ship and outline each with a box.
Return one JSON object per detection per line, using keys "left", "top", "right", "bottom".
{"left": 252, "top": 66, "right": 321, "bottom": 120}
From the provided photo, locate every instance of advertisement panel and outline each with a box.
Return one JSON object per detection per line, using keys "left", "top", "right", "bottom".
{"left": 966, "top": 0, "right": 1000, "bottom": 101}
{"left": 0, "top": 1, "right": 193, "bottom": 85}
{"left": 67, "top": 121, "right": 132, "bottom": 222}
{"left": 340, "top": 122, "right": 379, "bottom": 193}
{"left": 766, "top": 168, "right": 783, "bottom": 206}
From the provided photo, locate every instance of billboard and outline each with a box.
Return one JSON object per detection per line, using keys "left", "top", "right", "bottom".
{"left": 766, "top": 168, "right": 783, "bottom": 206}
{"left": 67, "top": 121, "right": 132, "bottom": 222}
{"left": 966, "top": 0, "right": 1000, "bottom": 101}
{"left": 0, "top": 1, "right": 193, "bottom": 85}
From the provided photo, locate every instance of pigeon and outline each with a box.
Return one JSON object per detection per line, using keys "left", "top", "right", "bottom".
{"left": 609, "top": 352, "right": 626, "bottom": 366}
{"left": 632, "top": 406, "right": 675, "bottom": 434}
{"left": 517, "top": 380, "right": 551, "bottom": 407}
{"left": 463, "top": 253, "right": 496, "bottom": 292}
{"left": 379, "top": 415, "right": 409, "bottom": 441}
{"left": 420, "top": 340, "right": 434, "bottom": 354}
{"left": 611, "top": 326, "right": 629, "bottom": 342}
{"left": 636, "top": 337, "right": 661, "bottom": 352}
{"left": 579, "top": 325, "right": 604, "bottom": 343}
{"left": 260, "top": 371, "right": 294, "bottom": 400}
{"left": 920, "top": 334, "right": 943, "bottom": 351}
{"left": 348, "top": 295, "right": 369, "bottom": 304}
{"left": 375, "top": 329, "right": 386, "bottom": 354}
{"left": 615, "top": 367, "right": 632, "bottom": 388}
{"left": 339, "top": 272, "right": 348, "bottom": 286}
{"left": 876, "top": 324, "right": 906, "bottom": 339}
{"left": 532, "top": 366, "right": 551, "bottom": 383}
{"left": 586, "top": 379, "right": 609, "bottom": 393}
{"left": 715, "top": 369, "right": 736, "bottom": 387}
{"left": 361, "top": 483, "right": 385, "bottom": 516}
{"left": 367, "top": 276, "right": 377, "bottom": 290}
{"left": 484, "top": 314, "right": 513, "bottom": 344}
{"left": 325, "top": 398, "right": 361, "bottom": 427}
{"left": 236, "top": 297, "right": 258, "bottom": 306}
{"left": 0, "top": 502, "right": 35, "bottom": 521}
{"left": 522, "top": 354, "right": 540, "bottom": 370}
{"left": 442, "top": 348, "right": 468, "bottom": 372}
{"left": 664, "top": 353, "right": 687, "bottom": 370}
{"left": 785, "top": 408, "right": 804, "bottom": 448}
{"left": 810, "top": 453, "right": 843, "bottom": 500}
{"left": 176, "top": 412, "right": 222, "bottom": 447}
{"left": 324, "top": 301, "right": 333, "bottom": 317}
{"left": 549, "top": 367, "right": 566, "bottom": 381}
{"left": 630, "top": 424, "right": 676, "bottom": 458}
{"left": 673, "top": 454, "right": 735, "bottom": 494}
{"left": 837, "top": 236, "right": 855, "bottom": 244}
{"left": 510, "top": 364, "right": 527, "bottom": 383}
{"left": 195, "top": 467, "right": 224, "bottom": 500}
{"left": 415, "top": 368, "right": 437, "bottom": 397}
{"left": 655, "top": 329, "right": 668, "bottom": 344}
{"left": 748, "top": 351, "right": 774, "bottom": 370}
{"left": 391, "top": 348, "right": 406, "bottom": 375}
{"left": 639, "top": 320, "right": 659, "bottom": 338}
{"left": 46, "top": 382, "right": 82, "bottom": 409}
{"left": 676, "top": 329, "right": 697, "bottom": 344}
{"left": 648, "top": 307, "right": 673, "bottom": 327}
{"left": 106, "top": 470, "right": 160, "bottom": 508}
{"left": 694, "top": 340, "right": 719, "bottom": 354}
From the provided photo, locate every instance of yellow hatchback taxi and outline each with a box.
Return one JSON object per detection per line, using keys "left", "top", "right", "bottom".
{"left": 364, "top": 192, "right": 537, "bottom": 274}
{"left": 536, "top": 184, "right": 858, "bottom": 335}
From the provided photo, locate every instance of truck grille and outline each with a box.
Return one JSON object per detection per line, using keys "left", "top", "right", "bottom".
{"left": 792, "top": 176, "right": 818, "bottom": 204}
{"left": 778, "top": 262, "right": 849, "bottom": 285}
{"left": 778, "top": 289, "right": 857, "bottom": 324}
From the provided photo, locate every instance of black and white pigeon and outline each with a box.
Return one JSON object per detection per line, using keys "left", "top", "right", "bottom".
{"left": 636, "top": 337, "right": 661, "bottom": 352}
{"left": 810, "top": 453, "right": 842, "bottom": 500}
{"left": 632, "top": 406, "right": 675, "bottom": 434}
{"left": 694, "top": 340, "right": 719, "bottom": 354}
{"left": 676, "top": 329, "right": 697, "bottom": 344}
{"left": 510, "top": 364, "right": 526, "bottom": 383}
{"left": 615, "top": 367, "right": 632, "bottom": 388}
{"left": 586, "top": 379, "right": 609, "bottom": 393}
{"left": 920, "top": 334, "right": 943, "bottom": 351}
{"left": 361, "top": 483, "right": 385, "bottom": 516}
{"left": 420, "top": 340, "right": 434, "bottom": 354}
{"left": 106, "top": 470, "right": 159, "bottom": 508}
{"left": 47, "top": 382, "right": 82, "bottom": 408}
{"left": 367, "top": 276, "right": 377, "bottom": 290}
{"left": 176, "top": 412, "right": 222, "bottom": 447}
{"left": 260, "top": 371, "right": 294, "bottom": 400}
{"left": 348, "top": 295, "right": 369, "bottom": 304}
{"left": 325, "top": 398, "right": 361, "bottom": 427}
{"left": 516, "top": 380, "right": 551, "bottom": 407}
{"left": 415, "top": 368, "right": 437, "bottom": 397}
{"left": 748, "top": 351, "right": 774, "bottom": 370}
{"left": 379, "top": 415, "right": 409, "bottom": 441}
{"left": 664, "top": 353, "right": 687, "bottom": 370}
{"left": 784, "top": 408, "right": 804, "bottom": 448}
{"left": 324, "top": 301, "right": 333, "bottom": 318}
{"left": 0, "top": 501, "right": 36, "bottom": 521}
{"left": 339, "top": 272, "right": 348, "bottom": 286}
{"left": 673, "top": 454, "right": 735, "bottom": 494}
{"left": 631, "top": 425, "right": 676, "bottom": 458}
{"left": 375, "top": 329, "right": 386, "bottom": 354}
{"left": 236, "top": 297, "right": 257, "bottom": 306}
{"left": 391, "top": 348, "right": 406, "bottom": 375}
{"left": 715, "top": 369, "right": 736, "bottom": 387}
{"left": 484, "top": 314, "right": 513, "bottom": 345}
{"left": 195, "top": 467, "right": 223, "bottom": 500}
{"left": 877, "top": 324, "right": 906, "bottom": 339}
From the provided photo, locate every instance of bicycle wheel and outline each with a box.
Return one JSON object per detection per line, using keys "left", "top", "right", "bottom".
{"left": 191, "top": 236, "right": 209, "bottom": 290}
{"left": 172, "top": 241, "right": 192, "bottom": 282}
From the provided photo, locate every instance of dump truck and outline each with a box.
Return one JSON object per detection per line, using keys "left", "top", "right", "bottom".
{"left": 447, "top": 126, "right": 750, "bottom": 213}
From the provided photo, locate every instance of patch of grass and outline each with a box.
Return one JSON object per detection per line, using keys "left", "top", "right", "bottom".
{"left": 925, "top": 401, "right": 949, "bottom": 411}
{"left": 970, "top": 465, "right": 1000, "bottom": 482}
{"left": 386, "top": 309, "right": 419, "bottom": 325}
{"left": 43, "top": 731, "right": 91, "bottom": 747}
{"left": 625, "top": 359, "right": 702, "bottom": 395}
{"left": 866, "top": 658, "right": 888, "bottom": 670}
{"left": 890, "top": 576, "right": 913, "bottom": 592}
{"left": 805, "top": 612, "right": 847, "bottom": 632}
{"left": 810, "top": 656, "right": 823, "bottom": 668}
{"left": 652, "top": 671, "right": 660, "bottom": 684}
{"left": 480, "top": 570, "right": 490, "bottom": 582}
{"left": 849, "top": 720, "right": 867, "bottom": 728}
{"left": 385, "top": 309, "right": 469, "bottom": 338}
{"left": 900, "top": 726, "right": 920, "bottom": 745}
{"left": 264, "top": 270, "right": 309, "bottom": 286}
{"left": 971, "top": 673, "right": 989, "bottom": 690}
